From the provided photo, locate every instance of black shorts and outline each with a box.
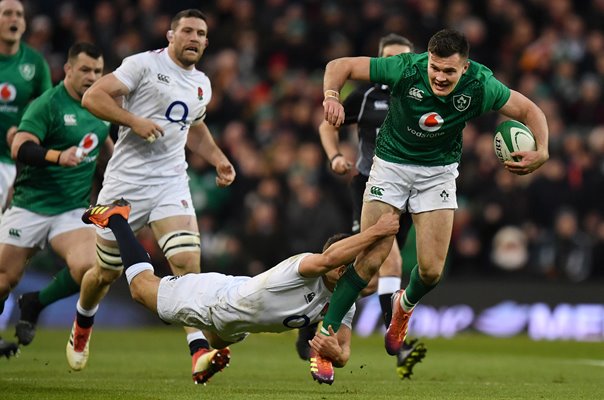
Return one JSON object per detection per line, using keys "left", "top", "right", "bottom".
{"left": 350, "top": 174, "right": 413, "bottom": 246}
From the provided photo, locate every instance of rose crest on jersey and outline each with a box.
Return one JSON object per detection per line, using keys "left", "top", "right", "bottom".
{"left": 418, "top": 112, "right": 444, "bottom": 132}
{"left": 453, "top": 94, "right": 471, "bottom": 112}
{"left": 19, "top": 64, "right": 36, "bottom": 81}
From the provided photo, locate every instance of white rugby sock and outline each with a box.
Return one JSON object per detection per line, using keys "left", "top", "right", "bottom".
{"left": 186, "top": 331, "right": 207, "bottom": 344}
{"left": 378, "top": 277, "right": 401, "bottom": 295}
{"left": 76, "top": 300, "right": 99, "bottom": 317}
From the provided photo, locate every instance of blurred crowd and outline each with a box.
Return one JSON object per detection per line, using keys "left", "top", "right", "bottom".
{"left": 19, "top": 0, "right": 604, "bottom": 282}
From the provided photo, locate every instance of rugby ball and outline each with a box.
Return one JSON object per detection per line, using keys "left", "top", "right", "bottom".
{"left": 493, "top": 120, "right": 536, "bottom": 163}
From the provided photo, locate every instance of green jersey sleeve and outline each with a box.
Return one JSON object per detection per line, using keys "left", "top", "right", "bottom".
{"left": 18, "top": 92, "right": 54, "bottom": 142}
{"left": 480, "top": 74, "right": 511, "bottom": 113}
{"left": 370, "top": 53, "right": 412, "bottom": 87}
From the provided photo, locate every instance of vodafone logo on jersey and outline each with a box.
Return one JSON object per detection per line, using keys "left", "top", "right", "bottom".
{"left": 78, "top": 133, "right": 99, "bottom": 155}
{"left": 0, "top": 83, "right": 17, "bottom": 103}
{"left": 418, "top": 112, "right": 444, "bottom": 132}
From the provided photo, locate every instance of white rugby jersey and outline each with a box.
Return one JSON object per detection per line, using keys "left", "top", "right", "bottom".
{"left": 211, "top": 253, "right": 355, "bottom": 338}
{"left": 105, "top": 48, "right": 212, "bottom": 185}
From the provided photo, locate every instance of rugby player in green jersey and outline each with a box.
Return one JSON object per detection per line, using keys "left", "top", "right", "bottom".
{"left": 0, "top": 0, "right": 51, "bottom": 358}
{"left": 0, "top": 0, "right": 51, "bottom": 213}
{"left": 0, "top": 43, "right": 110, "bottom": 358}
{"left": 309, "top": 29, "right": 549, "bottom": 384}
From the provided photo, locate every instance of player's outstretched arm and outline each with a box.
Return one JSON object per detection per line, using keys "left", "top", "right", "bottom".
{"left": 299, "top": 213, "right": 399, "bottom": 278}
{"left": 82, "top": 74, "right": 164, "bottom": 142}
{"left": 309, "top": 325, "right": 351, "bottom": 368}
{"left": 498, "top": 90, "right": 549, "bottom": 175}
{"left": 188, "top": 121, "right": 236, "bottom": 187}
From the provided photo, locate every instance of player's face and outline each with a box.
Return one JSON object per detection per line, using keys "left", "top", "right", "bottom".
{"left": 0, "top": 0, "right": 26, "bottom": 46}
{"left": 65, "top": 53, "right": 104, "bottom": 99}
{"left": 170, "top": 17, "right": 208, "bottom": 67}
{"left": 427, "top": 52, "right": 469, "bottom": 97}
{"left": 380, "top": 44, "right": 411, "bottom": 57}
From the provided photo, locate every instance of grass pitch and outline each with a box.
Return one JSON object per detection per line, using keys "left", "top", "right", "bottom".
{"left": 1, "top": 327, "right": 602, "bottom": 399}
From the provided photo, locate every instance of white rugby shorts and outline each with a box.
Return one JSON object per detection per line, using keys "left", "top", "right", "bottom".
{"left": 96, "top": 175, "right": 196, "bottom": 240}
{"left": 157, "top": 272, "right": 250, "bottom": 343}
{"left": 364, "top": 156, "right": 459, "bottom": 213}
{"left": 0, "top": 206, "right": 92, "bottom": 249}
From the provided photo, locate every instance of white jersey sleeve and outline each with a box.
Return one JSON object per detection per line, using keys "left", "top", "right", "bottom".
{"left": 113, "top": 54, "right": 144, "bottom": 92}
{"left": 209, "top": 253, "right": 356, "bottom": 340}
{"left": 105, "top": 49, "right": 213, "bottom": 185}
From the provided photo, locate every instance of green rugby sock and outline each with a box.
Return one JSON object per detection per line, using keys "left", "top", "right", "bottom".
{"left": 403, "top": 264, "right": 439, "bottom": 310}
{"left": 38, "top": 267, "right": 80, "bottom": 307}
{"left": 321, "top": 264, "right": 368, "bottom": 335}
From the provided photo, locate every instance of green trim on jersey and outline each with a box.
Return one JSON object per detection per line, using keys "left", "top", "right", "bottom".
{"left": 0, "top": 43, "right": 52, "bottom": 164}
{"left": 12, "top": 82, "right": 110, "bottom": 215}
{"left": 369, "top": 52, "right": 511, "bottom": 166}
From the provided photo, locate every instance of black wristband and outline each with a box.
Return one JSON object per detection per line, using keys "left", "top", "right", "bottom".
{"left": 330, "top": 153, "right": 343, "bottom": 165}
{"left": 16, "top": 140, "right": 57, "bottom": 167}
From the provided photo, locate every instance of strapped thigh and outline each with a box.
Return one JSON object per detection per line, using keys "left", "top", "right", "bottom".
{"left": 96, "top": 242, "right": 123, "bottom": 271}
{"left": 157, "top": 230, "right": 201, "bottom": 259}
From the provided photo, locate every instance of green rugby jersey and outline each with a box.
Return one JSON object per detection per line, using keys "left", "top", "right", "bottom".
{"left": 12, "top": 82, "right": 109, "bottom": 215}
{"left": 0, "top": 43, "right": 52, "bottom": 163}
{"left": 370, "top": 52, "right": 510, "bottom": 166}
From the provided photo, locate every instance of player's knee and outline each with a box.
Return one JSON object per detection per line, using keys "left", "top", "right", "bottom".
{"left": 168, "top": 251, "right": 200, "bottom": 274}
{"left": 0, "top": 271, "right": 20, "bottom": 296}
{"left": 158, "top": 230, "right": 201, "bottom": 274}
{"left": 418, "top": 267, "right": 442, "bottom": 286}
{"left": 98, "top": 266, "right": 122, "bottom": 284}
{"left": 67, "top": 259, "right": 96, "bottom": 284}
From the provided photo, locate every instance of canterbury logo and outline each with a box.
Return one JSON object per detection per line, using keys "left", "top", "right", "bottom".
{"left": 157, "top": 73, "right": 170, "bottom": 84}
{"left": 408, "top": 87, "right": 424, "bottom": 100}
{"left": 370, "top": 186, "right": 384, "bottom": 196}
{"left": 8, "top": 228, "right": 20, "bottom": 238}
{"left": 89, "top": 206, "right": 109, "bottom": 215}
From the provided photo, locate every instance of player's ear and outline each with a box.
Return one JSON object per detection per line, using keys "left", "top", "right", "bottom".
{"left": 204, "top": 38, "right": 209, "bottom": 48}
{"left": 166, "top": 30, "right": 174, "bottom": 41}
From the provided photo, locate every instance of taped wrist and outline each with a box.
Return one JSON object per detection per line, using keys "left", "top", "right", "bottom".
{"left": 17, "top": 140, "right": 61, "bottom": 167}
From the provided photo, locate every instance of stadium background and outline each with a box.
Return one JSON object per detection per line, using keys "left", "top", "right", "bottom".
{"left": 1, "top": 0, "right": 603, "bottom": 341}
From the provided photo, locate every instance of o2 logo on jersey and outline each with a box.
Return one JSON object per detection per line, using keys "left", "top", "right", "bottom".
{"left": 165, "top": 100, "right": 189, "bottom": 131}
{"left": 0, "top": 83, "right": 17, "bottom": 103}
{"left": 418, "top": 112, "right": 444, "bottom": 132}
{"left": 78, "top": 133, "right": 99, "bottom": 155}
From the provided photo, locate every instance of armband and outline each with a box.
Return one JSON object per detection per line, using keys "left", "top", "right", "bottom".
{"left": 17, "top": 141, "right": 61, "bottom": 167}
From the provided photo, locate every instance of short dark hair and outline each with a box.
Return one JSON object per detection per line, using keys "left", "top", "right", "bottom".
{"left": 68, "top": 42, "right": 102, "bottom": 61}
{"left": 428, "top": 29, "right": 470, "bottom": 59}
{"left": 322, "top": 233, "right": 351, "bottom": 252}
{"left": 378, "top": 33, "right": 414, "bottom": 56}
{"left": 171, "top": 9, "right": 207, "bottom": 30}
